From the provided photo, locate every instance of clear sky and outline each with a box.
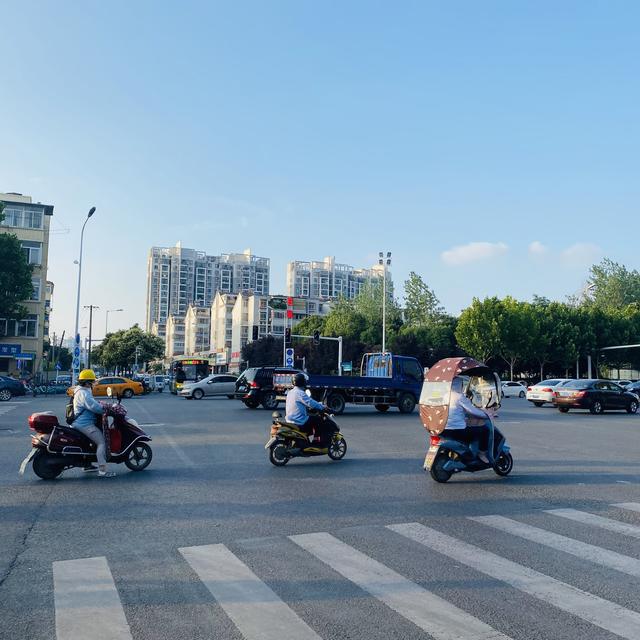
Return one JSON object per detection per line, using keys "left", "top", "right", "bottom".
{"left": 1, "top": 1, "right": 638, "bottom": 339}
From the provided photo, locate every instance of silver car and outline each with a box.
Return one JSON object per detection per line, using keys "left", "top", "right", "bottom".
{"left": 178, "top": 374, "right": 237, "bottom": 400}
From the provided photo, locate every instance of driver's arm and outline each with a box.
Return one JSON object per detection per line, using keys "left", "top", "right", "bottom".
{"left": 300, "top": 393, "right": 326, "bottom": 412}
{"left": 459, "top": 394, "right": 488, "bottom": 419}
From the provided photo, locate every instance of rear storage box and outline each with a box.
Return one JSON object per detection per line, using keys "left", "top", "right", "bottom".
{"left": 28, "top": 413, "right": 59, "bottom": 433}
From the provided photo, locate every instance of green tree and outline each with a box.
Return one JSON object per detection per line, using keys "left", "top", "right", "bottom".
{"left": 0, "top": 201, "right": 34, "bottom": 320}
{"left": 497, "top": 297, "right": 536, "bottom": 381}
{"left": 93, "top": 325, "right": 164, "bottom": 371}
{"left": 241, "top": 335, "right": 283, "bottom": 367}
{"left": 455, "top": 297, "right": 503, "bottom": 364}
{"left": 403, "top": 272, "right": 444, "bottom": 326}
{"left": 588, "top": 258, "right": 640, "bottom": 310}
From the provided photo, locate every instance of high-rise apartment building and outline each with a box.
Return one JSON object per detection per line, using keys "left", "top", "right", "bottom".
{"left": 287, "top": 256, "right": 387, "bottom": 300}
{"left": 0, "top": 192, "right": 54, "bottom": 376}
{"left": 184, "top": 304, "right": 211, "bottom": 355}
{"left": 146, "top": 244, "right": 270, "bottom": 338}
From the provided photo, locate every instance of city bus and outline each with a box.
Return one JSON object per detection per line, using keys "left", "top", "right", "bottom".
{"left": 169, "top": 357, "right": 214, "bottom": 394}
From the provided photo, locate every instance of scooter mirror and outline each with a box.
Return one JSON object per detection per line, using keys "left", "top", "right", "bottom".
{"left": 107, "top": 387, "right": 113, "bottom": 398}
{"left": 305, "top": 388, "right": 312, "bottom": 397}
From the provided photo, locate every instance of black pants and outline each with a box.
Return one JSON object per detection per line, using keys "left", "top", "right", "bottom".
{"left": 303, "top": 415, "right": 326, "bottom": 443}
{"left": 446, "top": 426, "right": 489, "bottom": 452}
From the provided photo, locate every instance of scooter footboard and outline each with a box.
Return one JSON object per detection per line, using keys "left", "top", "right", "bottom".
{"left": 424, "top": 440, "right": 467, "bottom": 470}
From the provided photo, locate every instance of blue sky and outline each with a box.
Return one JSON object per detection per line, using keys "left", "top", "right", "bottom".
{"left": 1, "top": 1, "right": 638, "bottom": 338}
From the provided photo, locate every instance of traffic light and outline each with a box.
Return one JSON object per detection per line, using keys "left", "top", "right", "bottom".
{"left": 252, "top": 325, "right": 259, "bottom": 341}
{"left": 313, "top": 330, "right": 320, "bottom": 346}
{"left": 285, "top": 327, "right": 291, "bottom": 344}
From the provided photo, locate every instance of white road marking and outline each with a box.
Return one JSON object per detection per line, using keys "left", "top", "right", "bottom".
{"left": 613, "top": 502, "right": 640, "bottom": 513}
{"left": 179, "top": 543, "right": 321, "bottom": 640}
{"left": 53, "top": 556, "right": 132, "bottom": 640}
{"left": 471, "top": 515, "right": 640, "bottom": 577}
{"left": 157, "top": 428, "right": 195, "bottom": 468}
{"left": 546, "top": 508, "right": 640, "bottom": 539}
{"left": 389, "top": 522, "right": 640, "bottom": 640}
{"left": 290, "top": 531, "right": 512, "bottom": 640}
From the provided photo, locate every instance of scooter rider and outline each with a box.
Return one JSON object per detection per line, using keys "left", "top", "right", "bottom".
{"left": 72, "top": 369, "right": 115, "bottom": 477}
{"left": 285, "top": 373, "right": 329, "bottom": 444}
{"left": 445, "top": 377, "right": 491, "bottom": 462}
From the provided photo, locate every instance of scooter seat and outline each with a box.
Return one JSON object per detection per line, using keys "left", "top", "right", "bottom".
{"left": 276, "top": 420, "right": 304, "bottom": 429}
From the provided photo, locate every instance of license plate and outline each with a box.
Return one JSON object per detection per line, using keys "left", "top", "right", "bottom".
{"left": 530, "top": 394, "right": 540, "bottom": 398}
{"left": 559, "top": 391, "right": 571, "bottom": 397}
{"left": 19, "top": 449, "right": 36, "bottom": 476}
{"left": 424, "top": 445, "right": 439, "bottom": 470}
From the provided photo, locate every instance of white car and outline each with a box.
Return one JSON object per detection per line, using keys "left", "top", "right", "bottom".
{"left": 526, "top": 379, "right": 573, "bottom": 406}
{"left": 501, "top": 381, "right": 528, "bottom": 398}
{"left": 178, "top": 374, "right": 237, "bottom": 400}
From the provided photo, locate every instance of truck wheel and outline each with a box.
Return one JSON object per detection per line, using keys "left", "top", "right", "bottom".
{"left": 375, "top": 404, "right": 390, "bottom": 412}
{"left": 326, "top": 393, "right": 345, "bottom": 415}
{"left": 398, "top": 393, "right": 416, "bottom": 414}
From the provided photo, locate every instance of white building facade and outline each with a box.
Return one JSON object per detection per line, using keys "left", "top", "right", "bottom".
{"left": 286, "top": 256, "right": 387, "bottom": 300}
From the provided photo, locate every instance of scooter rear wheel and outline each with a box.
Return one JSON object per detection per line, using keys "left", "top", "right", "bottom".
{"left": 124, "top": 443, "right": 152, "bottom": 471}
{"left": 32, "top": 449, "right": 64, "bottom": 480}
{"left": 493, "top": 452, "right": 513, "bottom": 477}
{"left": 269, "top": 443, "right": 290, "bottom": 466}
{"left": 430, "top": 453, "right": 453, "bottom": 483}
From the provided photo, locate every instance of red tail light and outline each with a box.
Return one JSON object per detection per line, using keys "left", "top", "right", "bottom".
{"left": 542, "top": 388, "right": 553, "bottom": 393}
{"left": 430, "top": 435, "right": 441, "bottom": 446}
{"left": 575, "top": 391, "right": 587, "bottom": 398}
{"left": 527, "top": 387, "right": 532, "bottom": 391}
{"left": 249, "top": 381, "right": 260, "bottom": 388}
{"left": 553, "top": 391, "right": 559, "bottom": 397}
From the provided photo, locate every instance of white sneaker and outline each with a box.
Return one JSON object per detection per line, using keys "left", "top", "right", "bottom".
{"left": 98, "top": 470, "right": 116, "bottom": 478}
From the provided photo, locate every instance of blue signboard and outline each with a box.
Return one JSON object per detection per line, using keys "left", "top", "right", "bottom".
{"left": 341, "top": 361, "right": 353, "bottom": 372}
{"left": 55, "top": 362, "right": 62, "bottom": 370}
{"left": 15, "top": 353, "right": 34, "bottom": 360}
{"left": 0, "top": 344, "right": 20, "bottom": 356}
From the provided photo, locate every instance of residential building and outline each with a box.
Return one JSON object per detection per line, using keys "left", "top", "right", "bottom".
{"left": 146, "top": 244, "right": 270, "bottom": 339}
{"left": 165, "top": 315, "right": 185, "bottom": 359}
{"left": 184, "top": 305, "right": 211, "bottom": 355}
{"left": 0, "top": 192, "right": 54, "bottom": 377}
{"left": 286, "top": 256, "right": 388, "bottom": 300}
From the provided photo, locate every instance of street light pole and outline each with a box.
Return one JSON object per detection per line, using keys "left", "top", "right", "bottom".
{"left": 72, "top": 207, "right": 96, "bottom": 385}
{"left": 378, "top": 251, "right": 392, "bottom": 353}
{"left": 105, "top": 308, "right": 123, "bottom": 336}
{"left": 83, "top": 305, "right": 100, "bottom": 369}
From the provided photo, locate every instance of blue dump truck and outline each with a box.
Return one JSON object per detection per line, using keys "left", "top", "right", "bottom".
{"left": 302, "top": 353, "right": 424, "bottom": 414}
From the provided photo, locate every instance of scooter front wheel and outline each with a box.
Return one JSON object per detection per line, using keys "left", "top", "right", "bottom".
{"left": 430, "top": 453, "right": 453, "bottom": 483}
{"left": 269, "top": 443, "right": 290, "bottom": 466}
{"left": 124, "top": 443, "right": 153, "bottom": 471}
{"left": 327, "top": 435, "right": 347, "bottom": 460}
{"left": 493, "top": 452, "right": 513, "bottom": 477}
{"left": 32, "top": 449, "right": 64, "bottom": 480}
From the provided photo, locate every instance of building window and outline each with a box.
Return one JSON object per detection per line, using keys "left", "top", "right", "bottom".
{"left": 31, "top": 278, "right": 41, "bottom": 301}
{"left": 21, "top": 241, "right": 42, "bottom": 265}
{"left": 1, "top": 206, "right": 43, "bottom": 229}
{"left": 16, "top": 314, "right": 38, "bottom": 338}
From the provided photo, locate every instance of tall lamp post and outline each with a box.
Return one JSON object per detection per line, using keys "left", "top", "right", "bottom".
{"left": 72, "top": 207, "right": 96, "bottom": 385}
{"left": 105, "top": 308, "right": 123, "bottom": 336}
{"left": 378, "top": 251, "right": 392, "bottom": 353}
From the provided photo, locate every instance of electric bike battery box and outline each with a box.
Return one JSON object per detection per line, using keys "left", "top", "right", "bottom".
{"left": 28, "top": 412, "right": 58, "bottom": 433}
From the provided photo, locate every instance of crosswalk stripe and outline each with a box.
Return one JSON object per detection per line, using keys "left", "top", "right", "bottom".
{"left": 471, "top": 515, "right": 640, "bottom": 577}
{"left": 179, "top": 543, "right": 321, "bottom": 640}
{"left": 612, "top": 503, "right": 640, "bottom": 514}
{"left": 290, "top": 531, "right": 512, "bottom": 640}
{"left": 389, "top": 522, "right": 640, "bottom": 640}
{"left": 546, "top": 508, "right": 640, "bottom": 539}
{"left": 53, "top": 556, "right": 132, "bottom": 640}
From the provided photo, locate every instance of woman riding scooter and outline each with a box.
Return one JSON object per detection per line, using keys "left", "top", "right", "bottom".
{"left": 71, "top": 369, "right": 115, "bottom": 477}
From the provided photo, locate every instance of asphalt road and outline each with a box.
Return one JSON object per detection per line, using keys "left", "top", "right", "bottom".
{"left": 1, "top": 392, "right": 640, "bottom": 640}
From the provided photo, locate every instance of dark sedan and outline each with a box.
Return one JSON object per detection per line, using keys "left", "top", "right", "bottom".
{"left": 554, "top": 379, "right": 639, "bottom": 414}
{"left": 0, "top": 376, "right": 27, "bottom": 401}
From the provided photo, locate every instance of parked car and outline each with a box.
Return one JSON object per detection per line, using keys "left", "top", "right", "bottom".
{"left": 0, "top": 375, "right": 27, "bottom": 401}
{"left": 501, "top": 381, "right": 528, "bottom": 398}
{"left": 554, "top": 379, "right": 639, "bottom": 414}
{"left": 66, "top": 376, "right": 144, "bottom": 398}
{"left": 178, "top": 374, "right": 237, "bottom": 399}
{"left": 616, "top": 380, "right": 634, "bottom": 388}
{"left": 526, "top": 379, "right": 572, "bottom": 406}
{"left": 235, "top": 367, "right": 302, "bottom": 409}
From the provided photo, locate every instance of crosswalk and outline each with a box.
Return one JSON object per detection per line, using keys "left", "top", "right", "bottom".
{"left": 52, "top": 502, "right": 640, "bottom": 640}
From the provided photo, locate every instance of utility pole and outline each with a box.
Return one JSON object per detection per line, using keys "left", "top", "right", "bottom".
{"left": 378, "top": 251, "right": 392, "bottom": 353}
{"left": 84, "top": 305, "right": 100, "bottom": 369}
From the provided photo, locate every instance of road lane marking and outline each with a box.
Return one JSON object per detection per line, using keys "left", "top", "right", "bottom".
{"left": 54, "top": 556, "right": 132, "bottom": 640}
{"left": 179, "top": 543, "right": 321, "bottom": 640}
{"left": 290, "top": 531, "right": 512, "bottom": 640}
{"left": 613, "top": 503, "right": 640, "bottom": 513}
{"left": 546, "top": 508, "right": 640, "bottom": 539}
{"left": 388, "top": 522, "right": 640, "bottom": 640}
{"left": 471, "top": 515, "right": 640, "bottom": 577}
{"left": 157, "top": 428, "right": 195, "bottom": 468}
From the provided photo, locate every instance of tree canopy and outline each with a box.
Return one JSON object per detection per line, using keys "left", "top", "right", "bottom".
{"left": 91, "top": 325, "right": 164, "bottom": 371}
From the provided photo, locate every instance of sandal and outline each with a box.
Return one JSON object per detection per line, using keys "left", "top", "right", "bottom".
{"left": 98, "top": 470, "right": 116, "bottom": 478}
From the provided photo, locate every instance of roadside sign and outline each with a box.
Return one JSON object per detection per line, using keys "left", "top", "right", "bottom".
{"left": 72, "top": 357, "right": 80, "bottom": 369}
{"left": 285, "top": 347, "right": 294, "bottom": 367}
{"left": 341, "top": 361, "right": 352, "bottom": 372}
{"left": 73, "top": 346, "right": 80, "bottom": 357}
{"left": 55, "top": 363, "right": 62, "bottom": 371}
